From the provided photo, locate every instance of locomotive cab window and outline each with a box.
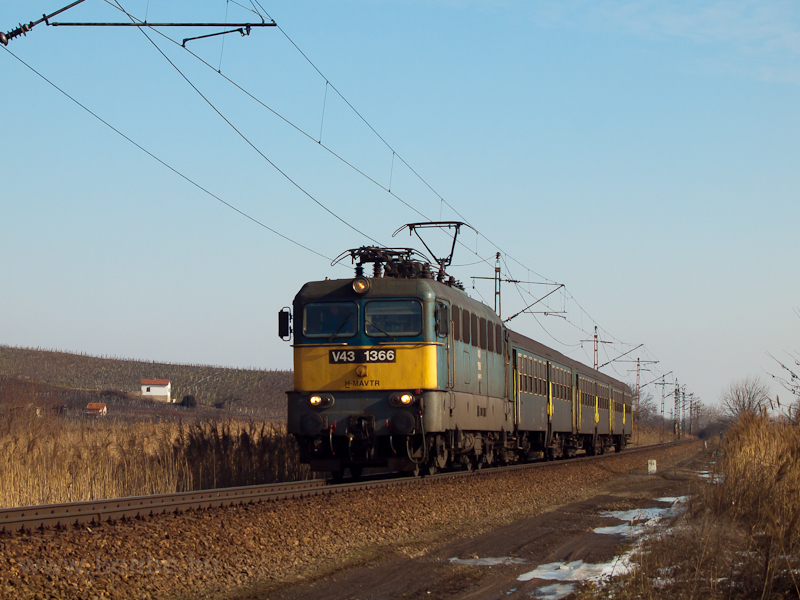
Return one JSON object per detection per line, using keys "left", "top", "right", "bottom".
{"left": 365, "top": 300, "right": 422, "bottom": 337}
{"left": 303, "top": 302, "right": 359, "bottom": 339}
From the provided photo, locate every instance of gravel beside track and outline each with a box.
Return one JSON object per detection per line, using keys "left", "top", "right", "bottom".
{"left": 0, "top": 442, "right": 700, "bottom": 600}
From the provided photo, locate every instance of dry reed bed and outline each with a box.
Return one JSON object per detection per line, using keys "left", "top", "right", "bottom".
{"left": 0, "top": 413, "right": 310, "bottom": 509}
{"left": 586, "top": 413, "right": 800, "bottom": 599}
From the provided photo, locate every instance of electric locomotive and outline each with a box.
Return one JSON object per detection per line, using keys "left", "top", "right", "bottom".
{"left": 279, "top": 243, "right": 632, "bottom": 478}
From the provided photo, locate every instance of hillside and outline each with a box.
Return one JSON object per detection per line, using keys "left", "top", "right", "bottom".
{"left": 0, "top": 345, "right": 292, "bottom": 417}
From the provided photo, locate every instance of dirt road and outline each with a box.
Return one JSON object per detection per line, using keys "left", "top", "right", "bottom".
{"left": 238, "top": 443, "right": 704, "bottom": 600}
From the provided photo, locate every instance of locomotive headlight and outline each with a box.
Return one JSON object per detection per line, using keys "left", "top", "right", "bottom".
{"left": 310, "top": 394, "right": 334, "bottom": 407}
{"left": 352, "top": 277, "right": 370, "bottom": 295}
{"left": 390, "top": 393, "right": 415, "bottom": 406}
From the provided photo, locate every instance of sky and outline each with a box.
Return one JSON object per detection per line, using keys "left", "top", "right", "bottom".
{"left": 1, "top": 0, "right": 798, "bottom": 410}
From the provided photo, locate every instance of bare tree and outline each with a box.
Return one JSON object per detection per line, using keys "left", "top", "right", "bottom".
{"left": 719, "top": 376, "right": 771, "bottom": 420}
{"left": 767, "top": 309, "right": 800, "bottom": 402}
{"left": 697, "top": 402, "right": 724, "bottom": 430}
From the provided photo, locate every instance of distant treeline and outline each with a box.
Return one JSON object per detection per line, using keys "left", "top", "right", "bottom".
{"left": 0, "top": 345, "right": 292, "bottom": 416}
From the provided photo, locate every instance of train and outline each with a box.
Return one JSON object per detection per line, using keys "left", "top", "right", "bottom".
{"left": 280, "top": 245, "right": 632, "bottom": 478}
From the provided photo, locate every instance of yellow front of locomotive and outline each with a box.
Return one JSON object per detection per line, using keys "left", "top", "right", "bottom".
{"left": 285, "top": 276, "right": 444, "bottom": 475}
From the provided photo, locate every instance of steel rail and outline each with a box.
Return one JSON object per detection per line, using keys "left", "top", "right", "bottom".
{"left": 0, "top": 440, "right": 694, "bottom": 533}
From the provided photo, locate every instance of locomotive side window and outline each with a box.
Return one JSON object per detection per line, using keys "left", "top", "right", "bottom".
{"left": 480, "top": 317, "right": 488, "bottom": 350}
{"left": 303, "top": 302, "right": 359, "bottom": 339}
{"left": 462, "top": 310, "right": 471, "bottom": 345}
{"left": 452, "top": 306, "right": 461, "bottom": 341}
{"left": 487, "top": 322, "right": 494, "bottom": 352}
{"left": 495, "top": 324, "right": 503, "bottom": 355}
{"left": 365, "top": 300, "right": 422, "bottom": 337}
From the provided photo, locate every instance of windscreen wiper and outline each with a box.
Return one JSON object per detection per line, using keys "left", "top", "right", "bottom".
{"left": 365, "top": 319, "right": 396, "bottom": 341}
{"left": 327, "top": 313, "right": 352, "bottom": 342}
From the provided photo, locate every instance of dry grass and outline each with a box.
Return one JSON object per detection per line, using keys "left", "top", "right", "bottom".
{"left": 630, "top": 422, "right": 681, "bottom": 446}
{"left": 582, "top": 413, "right": 800, "bottom": 599}
{"left": 0, "top": 377, "right": 309, "bottom": 508}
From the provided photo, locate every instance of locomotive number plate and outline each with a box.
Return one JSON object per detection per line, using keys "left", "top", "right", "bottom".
{"left": 329, "top": 349, "right": 396, "bottom": 364}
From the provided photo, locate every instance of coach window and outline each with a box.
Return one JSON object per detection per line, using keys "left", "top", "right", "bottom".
{"left": 519, "top": 354, "right": 530, "bottom": 394}
{"left": 526, "top": 357, "right": 532, "bottom": 393}
{"left": 530, "top": 358, "right": 535, "bottom": 394}
{"left": 452, "top": 306, "right": 460, "bottom": 341}
{"left": 524, "top": 356, "right": 530, "bottom": 393}
{"left": 536, "top": 361, "right": 542, "bottom": 396}
{"left": 462, "top": 310, "right": 471, "bottom": 345}
{"left": 471, "top": 313, "right": 479, "bottom": 348}
{"left": 365, "top": 300, "right": 422, "bottom": 337}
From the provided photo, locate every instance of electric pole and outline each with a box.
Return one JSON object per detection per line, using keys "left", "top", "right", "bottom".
{"left": 580, "top": 326, "right": 612, "bottom": 371}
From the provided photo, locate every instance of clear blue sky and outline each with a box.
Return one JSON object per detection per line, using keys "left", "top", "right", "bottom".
{"left": 1, "top": 0, "right": 798, "bottom": 410}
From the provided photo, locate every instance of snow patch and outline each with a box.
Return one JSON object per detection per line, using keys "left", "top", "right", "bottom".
{"left": 517, "top": 551, "right": 634, "bottom": 583}
{"left": 529, "top": 582, "right": 577, "bottom": 599}
{"left": 448, "top": 556, "right": 528, "bottom": 566}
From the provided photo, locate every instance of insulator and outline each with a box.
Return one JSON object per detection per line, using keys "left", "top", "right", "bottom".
{"left": 0, "top": 33, "right": 8, "bottom": 46}
{"left": 355, "top": 263, "right": 364, "bottom": 277}
{"left": 372, "top": 262, "right": 381, "bottom": 278}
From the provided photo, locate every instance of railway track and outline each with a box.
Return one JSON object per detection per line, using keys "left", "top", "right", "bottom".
{"left": 0, "top": 441, "right": 690, "bottom": 533}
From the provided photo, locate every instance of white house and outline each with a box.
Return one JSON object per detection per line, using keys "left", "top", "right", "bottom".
{"left": 141, "top": 379, "right": 172, "bottom": 403}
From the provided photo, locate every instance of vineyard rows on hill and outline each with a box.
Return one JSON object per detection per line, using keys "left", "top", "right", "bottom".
{"left": 0, "top": 345, "right": 291, "bottom": 416}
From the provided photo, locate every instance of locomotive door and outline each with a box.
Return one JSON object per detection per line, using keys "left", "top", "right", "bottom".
{"left": 436, "top": 300, "right": 454, "bottom": 390}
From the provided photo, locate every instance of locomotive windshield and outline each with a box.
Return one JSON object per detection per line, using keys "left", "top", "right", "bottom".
{"left": 365, "top": 300, "right": 422, "bottom": 337}
{"left": 303, "top": 302, "right": 358, "bottom": 339}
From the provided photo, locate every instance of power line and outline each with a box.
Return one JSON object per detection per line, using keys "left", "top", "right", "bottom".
{"left": 1, "top": 45, "right": 333, "bottom": 263}
{"left": 112, "top": 0, "right": 384, "bottom": 248}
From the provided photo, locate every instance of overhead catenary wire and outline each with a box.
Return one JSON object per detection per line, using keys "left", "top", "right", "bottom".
{"left": 96, "top": 0, "right": 434, "bottom": 224}
{"left": 110, "top": 0, "right": 384, "bottom": 249}
{"left": 0, "top": 45, "right": 334, "bottom": 263}
{"left": 93, "top": 0, "right": 506, "bottom": 282}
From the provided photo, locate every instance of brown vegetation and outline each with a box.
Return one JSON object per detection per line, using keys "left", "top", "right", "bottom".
{"left": 0, "top": 377, "right": 309, "bottom": 508}
{"left": 589, "top": 412, "right": 800, "bottom": 599}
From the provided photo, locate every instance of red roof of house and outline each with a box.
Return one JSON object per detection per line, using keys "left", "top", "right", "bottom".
{"left": 86, "top": 403, "right": 106, "bottom": 410}
{"left": 142, "top": 379, "right": 171, "bottom": 386}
